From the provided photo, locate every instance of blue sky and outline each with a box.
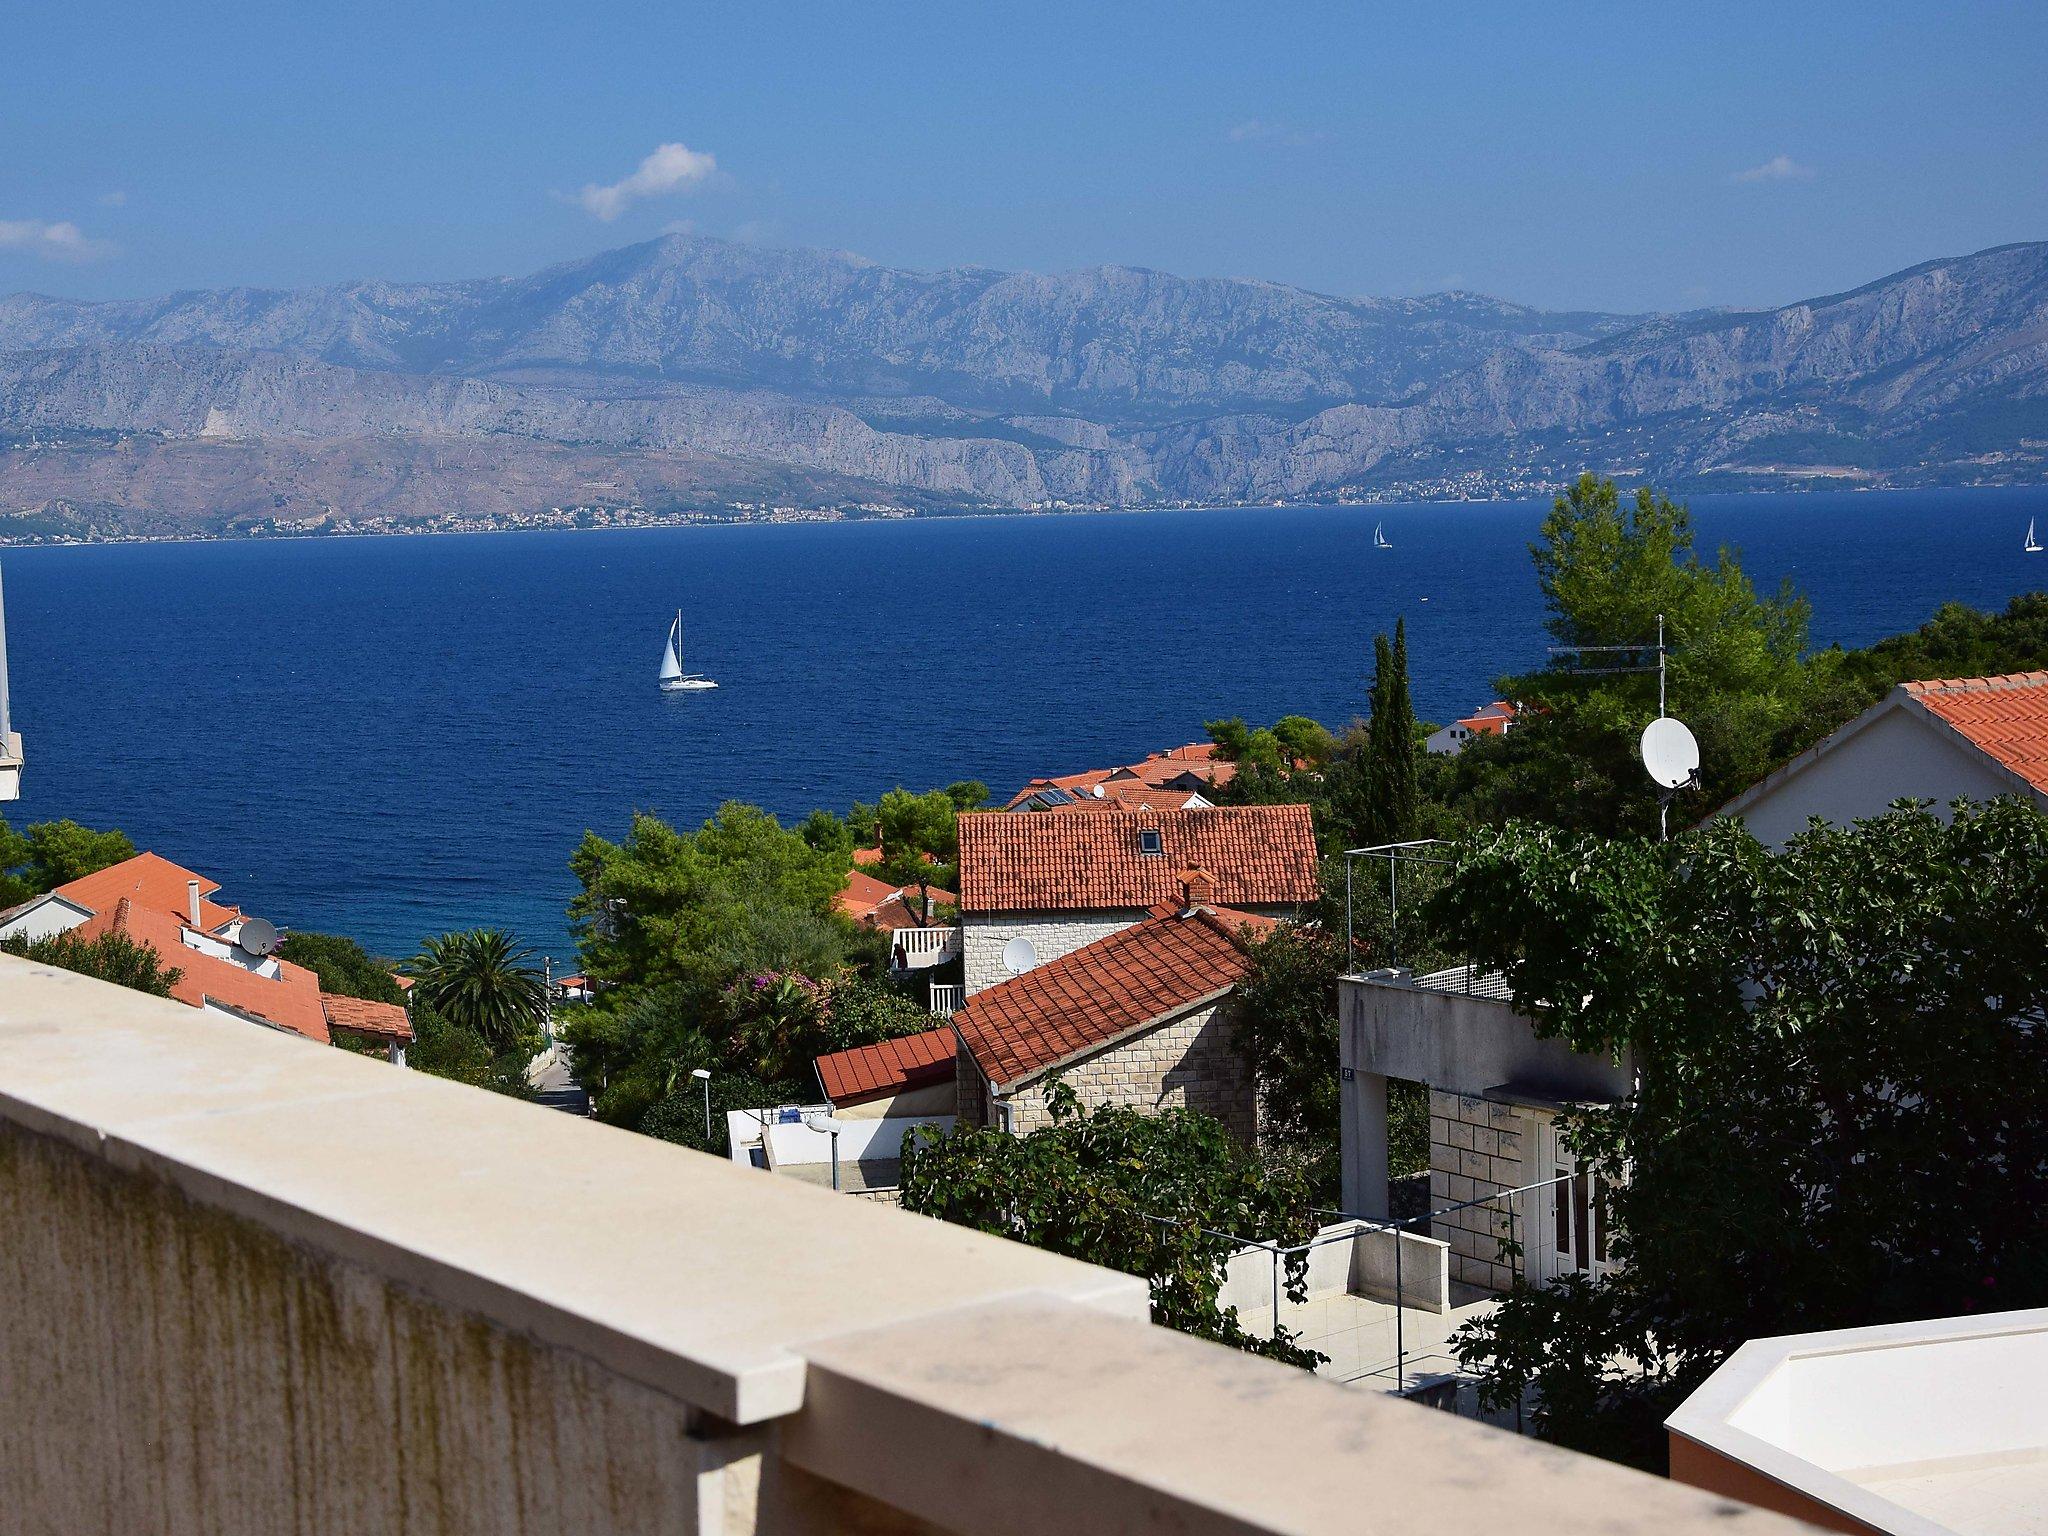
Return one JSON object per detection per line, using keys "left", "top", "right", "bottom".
{"left": 5, "top": 1, "right": 2044, "bottom": 313}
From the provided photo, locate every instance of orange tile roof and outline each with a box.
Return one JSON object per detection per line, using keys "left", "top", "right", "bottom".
{"left": 957, "top": 804, "right": 1319, "bottom": 914}
{"left": 1031, "top": 781, "right": 1211, "bottom": 813}
{"left": 954, "top": 908, "right": 1256, "bottom": 1087}
{"left": 53, "top": 851, "right": 242, "bottom": 932}
{"left": 78, "top": 899, "right": 330, "bottom": 1044}
{"left": 835, "top": 869, "right": 903, "bottom": 918}
{"left": 321, "top": 992, "right": 413, "bottom": 1043}
{"left": 814, "top": 1026, "right": 958, "bottom": 1107}
{"left": 1902, "top": 671, "right": 2048, "bottom": 794}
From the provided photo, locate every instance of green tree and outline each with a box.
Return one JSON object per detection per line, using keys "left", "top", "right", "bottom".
{"left": 640, "top": 1069, "right": 807, "bottom": 1156}
{"left": 406, "top": 1000, "right": 536, "bottom": 1099}
{"left": 0, "top": 816, "right": 137, "bottom": 905}
{"left": 1433, "top": 801, "right": 2048, "bottom": 1467}
{"left": 875, "top": 786, "right": 969, "bottom": 921}
{"left": 1233, "top": 922, "right": 1426, "bottom": 1204}
{"left": 1455, "top": 475, "right": 1812, "bottom": 836}
{"left": 409, "top": 929, "right": 546, "bottom": 1055}
{"left": 278, "top": 930, "right": 406, "bottom": 1005}
{"left": 900, "top": 1083, "right": 1326, "bottom": 1368}
{"left": 570, "top": 803, "right": 851, "bottom": 993}
{"left": 1360, "top": 620, "right": 1419, "bottom": 845}
{"left": 2, "top": 928, "right": 182, "bottom": 997}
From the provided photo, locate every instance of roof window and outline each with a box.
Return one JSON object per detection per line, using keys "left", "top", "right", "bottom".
{"left": 1138, "top": 828, "right": 1164, "bottom": 856}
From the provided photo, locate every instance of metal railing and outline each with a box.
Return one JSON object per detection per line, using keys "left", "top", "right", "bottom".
{"left": 890, "top": 926, "right": 960, "bottom": 970}
{"left": 1343, "top": 840, "right": 1454, "bottom": 968}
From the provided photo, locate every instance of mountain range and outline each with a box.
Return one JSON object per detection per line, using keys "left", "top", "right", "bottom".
{"left": 2, "top": 235, "right": 2045, "bottom": 538}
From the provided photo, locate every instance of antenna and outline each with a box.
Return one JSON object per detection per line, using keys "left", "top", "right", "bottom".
{"left": 237, "top": 916, "right": 279, "bottom": 958}
{"left": 1001, "top": 936, "right": 1038, "bottom": 974}
{"left": 1552, "top": 612, "right": 1693, "bottom": 839}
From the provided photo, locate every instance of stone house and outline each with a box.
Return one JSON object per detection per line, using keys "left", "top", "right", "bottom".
{"left": 950, "top": 900, "right": 1273, "bottom": 1139}
{"left": 953, "top": 803, "right": 1319, "bottom": 997}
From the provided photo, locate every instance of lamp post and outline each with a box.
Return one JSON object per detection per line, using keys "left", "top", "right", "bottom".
{"left": 691, "top": 1068, "right": 713, "bottom": 1141}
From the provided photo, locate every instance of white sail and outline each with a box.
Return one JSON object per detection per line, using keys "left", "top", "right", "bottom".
{"left": 1374, "top": 522, "right": 1391, "bottom": 548}
{"left": 2027, "top": 517, "right": 2042, "bottom": 553}
{"left": 658, "top": 613, "right": 684, "bottom": 680}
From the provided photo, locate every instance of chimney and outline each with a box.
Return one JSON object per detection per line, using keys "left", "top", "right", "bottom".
{"left": 1179, "top": 867, "right": 1215, "bottom": 911}
{"left": 186, "top": 880, "right": 202, "bottom": 928}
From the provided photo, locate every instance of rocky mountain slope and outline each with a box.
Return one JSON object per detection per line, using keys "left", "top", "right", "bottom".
{"left": 2, "top": 235, "right": 2044, "bottom": 537}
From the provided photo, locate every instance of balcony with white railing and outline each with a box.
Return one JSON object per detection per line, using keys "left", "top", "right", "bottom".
{"left": 0, "top": 949, "right": 1806, "bottom": 1536}
{"left": 888, "top": 923, "right": 960, "bottom": 971}
{"left": 927, "top": 981, "right": 962, "bottom": 1017}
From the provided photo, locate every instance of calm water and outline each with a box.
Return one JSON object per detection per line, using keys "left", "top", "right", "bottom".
{"left": 4, "top": 487, "right": 2044, "bottom": 958}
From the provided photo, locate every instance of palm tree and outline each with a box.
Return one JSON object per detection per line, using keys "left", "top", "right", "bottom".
{"left": 409, "top": 929, "right": 546, "bottom": 1053}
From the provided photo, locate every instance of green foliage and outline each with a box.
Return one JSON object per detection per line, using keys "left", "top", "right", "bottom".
{"left": 1, "top": 927, "right": 182, "bottom": 997}
{"left": 409, "top": 928, "right": 546, "bottom": 1055}
{"left": 900, "top": 1082, "right": 1327, "bottom": 1368}
{"left": 278, "top": 930, "right": 405, "bottom": 1005}
{"left": 874, "top": 785, "right": 978, "bottom": 917}
{"left": 0, "top": 816, "right": 138, "bottom": 906}
{"left": 1233, "top": 922, "right": 1425, "bottom": 1203}
{"left": 570, "top": 804, "right": 853, "bottom": 994}
{"left": 1358, "top": 619, "right": 1419, "bottom": 846}
{"left": 1452, "top": 474, "right": 1813, "bottom": 836}
{"left": 1436, "top": 801, "right": 2048, "bottom": 1465}
{"left": 406, "top": 1000, "right": 536, "bottom": 1099}
{"left": 640, "top": 1070, "right": 807, "bottom": 1156}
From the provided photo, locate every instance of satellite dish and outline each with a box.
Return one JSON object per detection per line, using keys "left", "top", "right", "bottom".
{"left": 237, "top": 916, "right": 279, "bottom": 957}
{"left": 1640, "top": 717, "right": 1700, "bottom": 790}
{"left": 1002, "top": 936, "right": 1038, "bottom": 975}
{"left": 1091, "top": 784, "right": 1106, "bottom": 798}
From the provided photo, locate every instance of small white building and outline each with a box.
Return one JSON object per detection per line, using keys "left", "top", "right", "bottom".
{"left": 1716, "top": 671, "right": 2048, "bottom": 846}
{"left": 1667, "top": 1307, "right": 2048, "bottom": 1536}
{"left": 1426, "top": 701, "right": 1518, "bottom": 758}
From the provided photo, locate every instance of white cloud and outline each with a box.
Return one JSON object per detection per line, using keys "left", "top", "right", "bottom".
{"left": 573, "top": 142, "right": 718, "bottom": 221}
{"left": 1228, "top": 119, "right": 1329, "bottom": 147}
{"left": 0, "top": 219, "right": 110, "bottom": 261}
{"left": 1733, "top": 154, "right": 1813, "bottom": 183}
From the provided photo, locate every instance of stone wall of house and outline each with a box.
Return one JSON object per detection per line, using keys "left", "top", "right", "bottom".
{"left": 961, "top": 911, "right": 1147, "bottom": 996}
{"left": 1427, "top": 1090, "right": 1531, "bottom": 1293}
{"left": 1002, "top": 998, "right": 1254, "bottom": 1142}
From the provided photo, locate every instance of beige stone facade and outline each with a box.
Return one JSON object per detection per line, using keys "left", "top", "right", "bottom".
{"left": 1427, "top": 1089, "right": 1531, "bottom": 1292}
{"left": 966, "top": 996, "right": 1256, "bottom": 1141}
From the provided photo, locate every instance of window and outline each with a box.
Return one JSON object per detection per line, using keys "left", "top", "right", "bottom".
{"left": 1138, "top": 828, "right": 1164, "bottom": 855}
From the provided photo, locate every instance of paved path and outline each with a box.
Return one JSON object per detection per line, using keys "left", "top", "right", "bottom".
{"left": 527, "top": 1044, "right": 591, "bottom": 1116}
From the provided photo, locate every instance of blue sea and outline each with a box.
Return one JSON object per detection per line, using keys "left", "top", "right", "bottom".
{"left": 3, "top": 488, "right": 2044, "bottom": 960}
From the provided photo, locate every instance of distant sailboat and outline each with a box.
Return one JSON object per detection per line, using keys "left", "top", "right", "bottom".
{"left": 658, "top": 610, "right": 717, "bottom": 692}
{"left": 2027, "top": 516, "right": 2043, "bottom": 554}
{"left": 1374, "top": 522, "right": 1392, "bottom": 549}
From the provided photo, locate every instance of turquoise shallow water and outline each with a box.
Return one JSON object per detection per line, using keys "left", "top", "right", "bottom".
{"left": 3, "top": 486, "right": 2043, "bottom": 957}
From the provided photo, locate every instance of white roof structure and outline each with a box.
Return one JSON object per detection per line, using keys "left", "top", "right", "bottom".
{"left": 1668, "top": 1308, "right": 2048, "bottom": 1536}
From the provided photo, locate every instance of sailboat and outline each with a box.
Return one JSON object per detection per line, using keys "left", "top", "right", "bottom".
{"left": 1374, "top": 522, "right": 1392, "bottom": 549}
{"left": 2027, "top": 516, "right": 2043, "bottom": 554}
{"left": 657, "top": 610, "right": 718, "bottom": 692}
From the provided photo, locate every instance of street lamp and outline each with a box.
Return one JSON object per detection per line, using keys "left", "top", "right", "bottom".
{"left": 691, "top": 1068, "right": 713, "bottom": 1140}
{"left": 802, "top": 1112, "right": 843, "bottom": 1192}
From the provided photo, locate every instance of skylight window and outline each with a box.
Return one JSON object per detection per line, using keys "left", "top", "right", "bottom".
{"left": 1138, "top": 828, "right": 1164, "bottom": 855}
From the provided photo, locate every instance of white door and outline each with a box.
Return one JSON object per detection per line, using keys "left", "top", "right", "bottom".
{"left": 1531, "top": 1120, "right": 1615, "bottom": 1285}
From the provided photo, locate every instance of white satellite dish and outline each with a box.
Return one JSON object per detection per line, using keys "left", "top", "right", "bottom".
{"left": 1640, "top": 717, "right": 1700, "bottom": 790}
{"left": 237, "top": 916, "right": 279, "bottom": 958}
{"left": 1002, "top": 936, "right": 1038, "bottom": 975}
{"left": 1091, "top": 784, "right": 1106, "bottom": 798}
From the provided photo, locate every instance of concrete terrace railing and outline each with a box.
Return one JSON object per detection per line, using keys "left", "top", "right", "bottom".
{"left": 0, "top": 954, "right": 1805, "bottom": 1536}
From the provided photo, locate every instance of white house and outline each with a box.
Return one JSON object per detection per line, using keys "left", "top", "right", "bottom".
{"left": 1425, "top": 701, "right": 1518, "bottom": 757}
{"left": 1716, "top": 671, "right": 2048, "bottom": 846}
{"left": 953, "top": 803, "right": 1320, "bottom": 997}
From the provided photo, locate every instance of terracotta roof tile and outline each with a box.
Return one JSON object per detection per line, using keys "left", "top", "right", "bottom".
{"left": 1902, "top": 671, "right": 2048, "bottom": 794}
{"left": 54, "top": 851, "right": 242, "bottom": 932}
{"left": 835, "top": 869, "right": 903, "bottom": 918}
{"left": 954, "top": 908, "right": 1255, "bottom": 1087}
{"left": 814, "top": 1026, "right": 958, "bottom": 1107}
{"left": 957, "top": 804, "right": 1318, "bottom": 914}
{"left": 320, "top": 992, "right": 413, "bottom": 1043}
{"left": 78, "top": 899, "right": 330, "bottom": 1044}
